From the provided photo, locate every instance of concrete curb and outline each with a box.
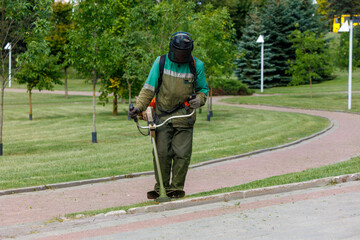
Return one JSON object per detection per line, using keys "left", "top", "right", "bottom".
{"left": 124, "top": 173, "right": 360, "bottom": 215}
{"left": 59, "top": 173, "right": 359, "bottom": 221}
{"left": 0, "top": 118, "right": 335, "bottom": 196}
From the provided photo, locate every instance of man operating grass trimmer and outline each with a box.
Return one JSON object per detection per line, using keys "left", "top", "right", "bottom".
{"left": 128, "top": 32, "right": 209, "bottom": 200}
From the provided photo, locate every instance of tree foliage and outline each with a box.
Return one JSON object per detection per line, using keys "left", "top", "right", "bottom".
{"left": 196, "top": 0, "right": 252, "bottom": 39}
{"left": 336, "top": 29, "right": 360, "bottom": 71}
{"left": 327, "top": 0, "right": 360, "bottom": 19}
{"left": 287, "top": 30, "right": 333, "bottom": 94}
{"left": 122, "top": 0, "right": 197, "bottom": 98}
{"left": 46, "top": 1, "right": 73, "bottom": 98}
{"left": 235, "top": 12, "right": 278, "bottom": 89}
{"left": 68, "top": 0, "right": 122, "bottom": 81}
{"left": 16, "top": 43, "right": 61, "bottom": 93}
{"left": 0, "top": 0, "right": 54, "bottom": 154}
{"left": 189, "top": 4, "right": 236, "bottom": 84}
{"left": 47, "top": 1, "right": 73, "bottom": 67}
{"left": 15, "top": 2, "right": 62, "bottom": 120}
{"left": 247, "top": 0, "right": 327, "bottom": 87}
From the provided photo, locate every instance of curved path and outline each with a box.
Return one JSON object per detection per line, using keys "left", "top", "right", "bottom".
{"left": 1, "top": 95, "right": 360, "bottom": 230}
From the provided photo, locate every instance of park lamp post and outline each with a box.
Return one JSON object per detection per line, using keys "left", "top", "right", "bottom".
{"left": 338, "top": 20, "right": 353, "bottom": 110}
{"left": 4, "top": 42, "right": 11, "bottom": 88}
{"left": 256, "top": 35, "right": 264, "bottom": 93}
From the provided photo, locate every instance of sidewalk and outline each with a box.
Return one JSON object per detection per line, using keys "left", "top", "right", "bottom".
{"left": 1, "top": 94, "right": 360, "bottom": 238}
{"left": 8, "top": 180, "right": 360, "bottom": 240}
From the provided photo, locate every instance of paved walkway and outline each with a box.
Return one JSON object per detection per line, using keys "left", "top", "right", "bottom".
{"left": 10, "top": 181, "right": 360, "bottom": 240}
{"left": 1, "top": 92, "right": 360, "bottom": 238}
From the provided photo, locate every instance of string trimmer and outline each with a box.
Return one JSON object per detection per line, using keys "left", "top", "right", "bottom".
{"left": 129, "top": 96, "right": 195, "bottom": 202}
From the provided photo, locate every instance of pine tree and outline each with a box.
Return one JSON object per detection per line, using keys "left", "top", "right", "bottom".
{"left": 235, "top": 12, "right": 278, "bottom": 89}
{"left": 260, "top": 0, "right": 292, "bottom": 86}
{"left": 260, "top": 0, "right": 326, "bottom": 87}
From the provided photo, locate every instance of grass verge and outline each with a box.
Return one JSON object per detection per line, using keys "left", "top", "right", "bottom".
{"left": 223, "top": 92, "right": 360, "bottom": 113}
{"left": 65, "top": 155, "right": 360, "bottom": 219}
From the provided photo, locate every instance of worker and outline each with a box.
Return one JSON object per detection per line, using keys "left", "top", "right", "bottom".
{"left": 128, "top": 32, "right": 209, "bottom": 199}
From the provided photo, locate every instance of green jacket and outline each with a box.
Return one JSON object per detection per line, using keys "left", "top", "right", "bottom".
{"left": 136, "top": 54, "right": 209, "bottom": 127}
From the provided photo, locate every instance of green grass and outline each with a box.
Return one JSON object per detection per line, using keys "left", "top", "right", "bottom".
{"left": 224, "top": 69, "right": 360, "bottom": 113}
{"left": 64, "top": 155, "right": 360, "bottom": 219}
{"left": 224, "top": 92, "right": 360, "bottom": 112}
{"left": 189, "top": 156, "right": 360, "bottom": 198}
{"left": 252, "top": 69, "right": 360, "bottom": 94}
{"left": 10, "top": 67, "right": 95, "bottom": 92}
{"left": 0, "top": 91, "right": 329, "bottom": 189}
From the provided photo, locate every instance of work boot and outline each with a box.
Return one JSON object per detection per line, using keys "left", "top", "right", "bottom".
{"left": 147, "top": 190, "right": 160, "bottom": 199}
{"left": 167, "top": 190, "right": 185, "bottom": 199}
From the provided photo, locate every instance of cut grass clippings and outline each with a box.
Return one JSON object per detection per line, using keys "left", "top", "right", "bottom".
{"left": 64, "top": 155, "right": 360, "bottom": 219}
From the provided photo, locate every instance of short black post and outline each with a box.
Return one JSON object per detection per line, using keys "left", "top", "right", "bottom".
{"left": 207, "top": 113, "right": 211, "bottom": 121}
{"left": 199, "top": 108, "right": 202, "bottom": 114}
{"left": 92, "top": 132, "right": 97, "bottom": 143}
{"left": 0, "top": 143, "right": 3, "bottom": 156}
{"left": 29, "top": 114, "right": 32, "bottom": 120}
{"left": 210, "top": 111, "right": 213, "bottom": 117}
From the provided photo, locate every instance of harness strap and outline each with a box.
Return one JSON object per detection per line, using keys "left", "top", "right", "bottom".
{"left": 155, "top": 54, "right": 197, "bottom": 124}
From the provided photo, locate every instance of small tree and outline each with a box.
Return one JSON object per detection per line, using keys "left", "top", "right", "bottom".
{"left": 69, "top": 0, "right": 123, "bottom": 143}
{"left": 16, "top": 41, "right": 62, "bottom": 120}
{"left": 189, "top": 4, "right": 236, "bottom": 119}
{"left": 47, "top": 1, "right": 73, "bottom": 99}
{"left": 287, "top": 29, "right": 333, "bottom": 97}
{"left": 336, "top": 30, "right": 360, "bottom": 71}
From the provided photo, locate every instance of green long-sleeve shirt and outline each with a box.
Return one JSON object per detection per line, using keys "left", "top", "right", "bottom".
{"left": 136, "top": 54, "right": 209, "bottom": 127}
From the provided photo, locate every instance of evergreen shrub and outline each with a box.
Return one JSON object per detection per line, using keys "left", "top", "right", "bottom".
{"left": 212, "top": 77, "right": 254, "bottom": 96}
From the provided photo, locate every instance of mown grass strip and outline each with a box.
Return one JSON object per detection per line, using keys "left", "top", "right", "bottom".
{"left": 0, "top": 92, "right": 328, "bottom": 189}
{"left": 64, "top": 156, "right": 360, "bottom": 219}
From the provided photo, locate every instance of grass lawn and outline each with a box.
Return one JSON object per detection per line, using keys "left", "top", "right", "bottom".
{"left": 252, "top": 69, "right": 360, "bottom": 95}
{"left": 224, "top": 69, "right": 360, "bottom": 113}
{"left": 10, "top": 67, "right": 94, "bottom": 92}
{"left": 0, "top": 91, "right": 329, "bottom": 189}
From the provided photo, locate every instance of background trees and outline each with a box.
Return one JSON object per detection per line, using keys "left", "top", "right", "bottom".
{"left": 68, "top": 0, "right": 123, "bottom": 143}
{"left": 235, "top": 12, "right": 278, "bottom": 89}
{"left": 0, "top": 0, "right": 53, "bottom": 155}
{"left": 236, "top": 0, "right": 330, "bottom": 89}
{"left": 47, "top": 1, "right": 73, "bottom": 99}
{"left": 287, "top": 30, "right": 333, "bottom": 97}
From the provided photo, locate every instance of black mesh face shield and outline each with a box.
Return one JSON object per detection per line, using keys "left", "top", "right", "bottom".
{"left": 168, "top": 32, "right": 194, "bottom": 64}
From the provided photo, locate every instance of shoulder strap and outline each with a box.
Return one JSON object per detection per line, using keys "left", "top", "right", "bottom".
{"left": 189, "top": 55, "right": 197, "bottom": 90}
{"left": 157, "top": 54, "right": 167, "bottom": 95}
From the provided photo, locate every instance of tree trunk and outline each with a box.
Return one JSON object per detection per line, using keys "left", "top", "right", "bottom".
{"left": 113, "top": 94, "right": 118, "bottom": 116}
{"left": 29, "top": 90, "right": 32, "bottom": 120}
{"left": 207, "top": 91, "right": 210, "bottom": 121}
{"left": 64, "top": 67, "right": 68, "bottom": 99}
{"left": 128, "top": 84, "right": 131, "bottom": 104}
{"left": 210, "top": 86, "right": 213, "bottom": 117}
{"left": 0, "top": 80, "right": 4, "bottom": 156}
{"left": 309, "top": 66, "right": 312, "bottom": 98}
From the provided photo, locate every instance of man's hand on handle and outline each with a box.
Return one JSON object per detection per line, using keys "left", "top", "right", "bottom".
{"left": 128, "top": 104, "right": 141, "bottom": 120}
{"left": 189, "top": 97, "right": 200, "bottom": 109}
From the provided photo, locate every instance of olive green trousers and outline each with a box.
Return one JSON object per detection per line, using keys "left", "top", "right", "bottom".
{"left": 153, "top": 124, "right": 193, "bottom": 192}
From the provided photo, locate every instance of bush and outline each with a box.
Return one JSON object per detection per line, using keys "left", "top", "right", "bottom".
{"left": 212, "top": 77, "right": 254, "bottom": 96}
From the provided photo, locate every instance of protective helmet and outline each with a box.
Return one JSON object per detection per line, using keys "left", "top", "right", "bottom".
{"left": 168, "top": 32, "right": 194, "bottom": 64}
